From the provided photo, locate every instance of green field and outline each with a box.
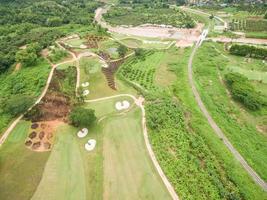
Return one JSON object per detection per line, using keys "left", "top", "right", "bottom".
{"left": 79, "top": 56, "right": 136, "bottom": 99}
{"left": 0, "top": 121, "right": 50, "bottom": 200}
{"left": 193, "top": 42, "right": 267, "bottom": 181}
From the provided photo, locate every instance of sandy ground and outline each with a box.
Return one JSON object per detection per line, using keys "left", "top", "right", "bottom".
{"left": 95, "top": 7, "right": 203, "bottom": 42}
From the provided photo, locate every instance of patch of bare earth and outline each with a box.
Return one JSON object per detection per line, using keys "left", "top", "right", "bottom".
{"left": 25, "top": 120, "right": 63, "bottom": 152}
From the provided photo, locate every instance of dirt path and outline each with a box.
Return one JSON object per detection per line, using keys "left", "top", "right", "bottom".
{"left": 188, "top": 34, "right": 267, "bottom": 191}
{"left": 208, "top": 37, "right": 267, "bottom": 45}
{"left": 0, "top": 42, "right": 78, "bottom": 147}
{"left": 85, "top": 94, "right": 179, "bottom": 200}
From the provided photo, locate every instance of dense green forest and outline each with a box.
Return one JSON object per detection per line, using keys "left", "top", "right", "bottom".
{"left": 0, "top": 0, "right": 101, "bottom": 73}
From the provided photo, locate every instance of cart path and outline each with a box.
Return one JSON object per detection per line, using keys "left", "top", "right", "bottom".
{"left": 0, "top": 42, "right": 78, "bottom": 146}
{"left": 85, "top": 94, "right": 180, "bottom": 200}
{"left": 189, "top": 33, "right": 267, "bottom": 191}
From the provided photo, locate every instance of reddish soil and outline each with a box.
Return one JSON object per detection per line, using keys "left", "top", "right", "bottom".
{"left": 25, "top": 120, "right": 63, "bottom": 152}
{"left": 102, "top": 59, "right": 125, "bottom": 90}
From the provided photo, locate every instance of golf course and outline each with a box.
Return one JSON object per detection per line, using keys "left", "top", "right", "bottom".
{"left": 0, "top": 0, "right": 267, "bottom": 200}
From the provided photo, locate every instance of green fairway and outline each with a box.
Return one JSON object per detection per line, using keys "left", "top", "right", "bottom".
{"left": 102, "top": 108, "right": 170, "bottom": 200}
{"left": 31, "top": 125, "right": 86, "bottom": 200}
{"left": 0, "top": 121, "right": 50, "bottom": 200}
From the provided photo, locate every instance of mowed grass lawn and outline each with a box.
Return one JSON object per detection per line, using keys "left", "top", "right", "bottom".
{"left": 79, "top": 56, "right": 136, "bottom": 99}
{"left": 86, "top": 98, "right": 171, "bottom": 200}
{"left": 0, "top": 121, "right": 50, "bottom": 200}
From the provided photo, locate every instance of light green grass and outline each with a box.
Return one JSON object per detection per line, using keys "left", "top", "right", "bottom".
{"left": 65, "top": 38, "right": 87, "bottom": 48}
{"left": 79, "top": 56, "right": 136, "bottom": 99}
{"left": 0, "top": 121, "right": 50, "bottom": 200}
{"left": 31, "top": 125, "right": 86, "bottom": 200}
{"left": 226, "top": 66, "right": 267, "bottom": 83}
{"left": 84, "top": 96, "right": 134, "bottom": 118}
{"left": 84, "top": 96, "right": 171, "bottom": 199}
{"left": 112, "top": 33, "right": 174, "bottom": 49}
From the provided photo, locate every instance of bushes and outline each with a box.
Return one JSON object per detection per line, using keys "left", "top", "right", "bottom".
{"left": 1, "top": 95, "right": 33, "bottom": 117}
{"left": 103, "top": 6, "right": 195, "bottom": 28}
{"left": 146, "top": 97, "right": 243, "bottom": 199}
{"left": 225, "top": 72, "right": 266, "bottom": 110}
{"left": 69, "top": 107, "right": 97, "bottom": 127}
{"left": 229, "top": 44, "right": 267, "bottom": 59}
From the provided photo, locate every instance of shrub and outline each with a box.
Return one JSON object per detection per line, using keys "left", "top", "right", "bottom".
{"left": 224, "top": 72, "right": 266, "bottom": 110}
{"left": 2, "top": 95, "right": 34, "bottom": 117}
{"left": 229, "top": 44, "right": 267, "bottom": 59}
{"left": 69, "top": 107, "right": 96, "bottom": 127}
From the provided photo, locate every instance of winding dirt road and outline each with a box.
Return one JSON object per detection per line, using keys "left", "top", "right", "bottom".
{"left": 0, "top": 42, "right": 78, "bottom": 147}
{"left": 188, "top": 37, "right": 267, "bottom": 191}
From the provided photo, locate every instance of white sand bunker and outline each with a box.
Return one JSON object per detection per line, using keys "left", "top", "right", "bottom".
{"left": 81, "top": 82, "right": 89, "bottom": 87}
{"left": 115, "top": 100, "right": 130, "bottom": 111}
{"left": 83, "top": 90, "right": 90, "bottom": 96}
{"left": 80, "top": 44, "right": 87, "bottom": 49}
{"left": 85, "top": 139, "right": 96, "bottom": 151}
{"left": 77, "top": 128, "right": 88, "bottom": 138}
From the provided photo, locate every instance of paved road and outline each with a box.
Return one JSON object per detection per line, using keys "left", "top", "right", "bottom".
{"left": 86, "top": 94, "right": 180, "bottom": 200}
{"left": 188, "top": 34, "right": 267, "bottom": 191}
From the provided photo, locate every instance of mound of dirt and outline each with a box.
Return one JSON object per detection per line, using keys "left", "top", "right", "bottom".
{"left": 29, "top": 131, "right": 37, "bottom": 139}
{"left": 31, "top": 123, "right": 39, "bottom": 129}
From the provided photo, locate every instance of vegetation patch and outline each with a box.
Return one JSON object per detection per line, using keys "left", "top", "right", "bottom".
{"left": 104, "top": 5, "right": 195, "bottom": 28}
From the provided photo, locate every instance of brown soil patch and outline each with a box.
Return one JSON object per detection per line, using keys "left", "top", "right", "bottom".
{"left": 25, "top": 120, "right": 63, "bottom": 152}
{"left": 14, "top": 63, "right": 21, "bottom": 72}
{"left": 85, "top": 35, "right": 106, "bottom": 49}
{"left": 29, "top": 131, "right": 37, "bottom": 139}
{"left": 31, "top": 123, "right": 39, "bottom": 129}
{"left": 102, "top": 59, "right": 125, "bottom": 90}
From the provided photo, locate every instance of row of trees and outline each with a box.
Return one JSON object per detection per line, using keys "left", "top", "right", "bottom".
{"left": 225, "top": 72, "right": 267, "bottom": 110}
{"left": 229, "top": 44, "right": 267, "bottom": 59}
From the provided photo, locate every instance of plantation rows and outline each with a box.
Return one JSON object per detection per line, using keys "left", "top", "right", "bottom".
{"left": 119, "top": 51, "right": 160, "bottom": 90}
{"left": 230, "top": 18, "right": 267, "bottom": 32}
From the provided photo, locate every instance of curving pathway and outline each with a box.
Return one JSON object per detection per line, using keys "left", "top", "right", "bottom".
{"left": 0, "top": 42, "right": 78, "bottom": 146}
{"left": 85, "top": 94, "right": 179, "bottom": 200}
{"left": 188, "top": 34, "right": 267, "bottom": 191}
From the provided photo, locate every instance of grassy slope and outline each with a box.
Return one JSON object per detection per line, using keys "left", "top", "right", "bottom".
{"left": 0, "top": 59, "right": 51, "bottom": 134}
{"left": 193, "top": 42, "right": 267, "bottom": 181}
{"left": 31, "top": 125, "right": 87, "bottom": 200}
{"left": 101, "top": 107, "right": 171, "bottom": 200}
{"left": 171, "top": 47, "right": 267, "bottom": 199}
{"left": 0, "top": 121, "right": 50, "bottom": 200}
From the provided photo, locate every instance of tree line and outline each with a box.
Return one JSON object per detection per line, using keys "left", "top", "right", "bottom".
{"left": 229, "top": 44, "right": 267, "bottom": 59}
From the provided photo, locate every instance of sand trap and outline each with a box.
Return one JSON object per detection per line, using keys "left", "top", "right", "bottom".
{"left": 115, "top": 100, "right": 130, "bottom": 111}
{"left": 83, "top": 90, "right": 90, "bottom": 96}
{"left": 81, "top": 82, "right": 89, "bottom": 87}
{"left": 77, "top": 128, "right": 88, "bottom": 138}
{"left": 85, "top": 139, "right": 96, "bottom": 151}
{"left": 80, "top": 44, "right": 87, "bottom": 49}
